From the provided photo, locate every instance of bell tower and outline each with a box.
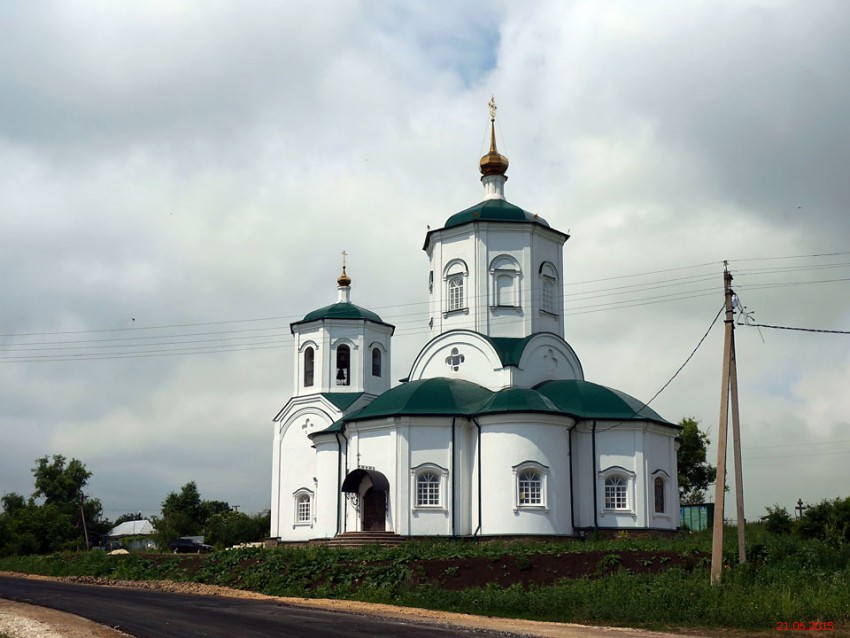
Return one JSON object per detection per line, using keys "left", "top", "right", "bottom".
{"left": 289, "top": 256, "right": 394, "bottom": 398}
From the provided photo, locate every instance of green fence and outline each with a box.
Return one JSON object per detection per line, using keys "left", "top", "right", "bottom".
{"left": 680, "top": 503, "right": 714, "bottom": 531}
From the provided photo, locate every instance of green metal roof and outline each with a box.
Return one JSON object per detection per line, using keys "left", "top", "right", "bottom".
{"left": 485, "top": 335, "right": 535, "bottom": 367}
{"left": 423, "top": 199, "right": 569, "bottom": 251}
{"left": 311, "top": 377, "right": 675, "bottom": 436}
{"left": 351, "top": 377, "right": 493, "bottom": 419}
{"left": 476, "top": 387, "right": 562, "bottom": 416}
{"left": 535, "top": 380, "right": 672, "bottom": 425}
{"left": 321, "top": 392, "right": 365, "bottom": 412}
{"left": 315, "top": 418, "right": 344, "bottom": 435}
{"left": 291, "top": 302, "right": 390, "bottom": 329}
{"left": 445, "top": 199, "right": 550, "bottom": 229}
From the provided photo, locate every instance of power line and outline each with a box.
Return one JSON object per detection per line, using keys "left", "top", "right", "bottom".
{"left": 743, "top": 322, "right": 850, "bottom": 335}
{"left": 594, "top": 303, "right": 725, "bottom": 433}
{"left": 731, "top": 250, "right": 850, "bottom": 262}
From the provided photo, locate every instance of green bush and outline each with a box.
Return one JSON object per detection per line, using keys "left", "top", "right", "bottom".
{"left": 764, "top": 504, "right": 794, "bottom": 535}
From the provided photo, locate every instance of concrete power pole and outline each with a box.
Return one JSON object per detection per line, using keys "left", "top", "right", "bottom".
{"left": 710, "top": 263, "right": 746, "bottom": 585}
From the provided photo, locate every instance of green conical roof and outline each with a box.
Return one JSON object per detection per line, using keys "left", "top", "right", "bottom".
{"left": 291, "top": 302, "right": 388, "bottom": 328}
{"left": 444, "top": 199, "right": 548, "bottom": 229}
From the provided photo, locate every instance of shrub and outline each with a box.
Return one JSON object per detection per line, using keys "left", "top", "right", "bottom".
{"left": 764, "top": 504, "right": 794, "bottom": 536}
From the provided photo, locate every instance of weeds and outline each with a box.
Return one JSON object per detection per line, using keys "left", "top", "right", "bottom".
{"left": 1, "top": 525, "right": 849, "bottom": 633}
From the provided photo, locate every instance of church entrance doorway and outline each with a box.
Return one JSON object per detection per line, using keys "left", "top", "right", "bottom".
{"left": 361, "top": 488, "right": 386, "bottom": 531}
{"left": 340, "top": 467, "right": 391, "bottom": 533}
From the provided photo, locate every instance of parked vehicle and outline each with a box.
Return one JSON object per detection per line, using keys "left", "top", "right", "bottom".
{"left": 169, "top": 538, "right": 213, "bottom": 553}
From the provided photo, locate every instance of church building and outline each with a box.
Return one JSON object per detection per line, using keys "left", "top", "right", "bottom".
{"left": 270, "top": 103, "right": 680, "bottom": 540}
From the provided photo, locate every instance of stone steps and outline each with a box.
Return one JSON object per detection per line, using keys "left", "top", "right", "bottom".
{"left": 324, "top": 531, "right": 405, "bottom": 548}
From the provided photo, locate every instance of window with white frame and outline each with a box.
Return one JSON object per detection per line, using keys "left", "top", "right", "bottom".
{"left": 654, "top": 476, "right": 665, "bottom": 513}
{"left": 416, "top": 472, "right": 440, "bottom": 506}
{"left": 448, "top": 276, "right": 464, "bottom": 311}
{"left": 371, "top": 347, "right": 381, "bottom": 377}
{"left": 539, "top": 262, "right": 559, "bottom": 315}
{"left": 512, "top": 461, "right": 549, "bottom": 509}
{"left": 490, "top": 255, "right": 521, "bottom": 307}
{"left": 443, "top": 260, "right": 468, "bottom": 314}
{"left": 411, "top": 464, "right": 448, "bottom": 510}
{"left": 293, "top": 489, "right": 313, "bottom": 526}
{"left": 518, "top": 471, "right": 542, "bottom": 505}
{"left": 303, "top": 346, "right": 315, "bottom": 387}
{"left": 604, "top": 475, "right": 628, "bottom": 510}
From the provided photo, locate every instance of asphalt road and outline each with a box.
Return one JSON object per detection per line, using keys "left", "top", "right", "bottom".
{"left": 0, "top": 576, "right": 503, "bottom": 638}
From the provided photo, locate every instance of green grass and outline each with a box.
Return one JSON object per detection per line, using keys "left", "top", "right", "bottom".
{"left": 2, "top": 525, "right": 849, "bottom": 634}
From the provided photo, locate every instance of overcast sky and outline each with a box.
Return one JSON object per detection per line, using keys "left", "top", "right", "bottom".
{"left": 2, "top": 1, "right": 848, "bottom": 525}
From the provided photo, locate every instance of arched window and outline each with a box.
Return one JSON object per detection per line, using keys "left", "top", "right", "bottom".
{"left": 293, "top": 489, "right": 313, "bottom": 526}
{"left": 443, "top": 259, "right": 468, "bottom": 314}
{"left": 654, "top": 477, "right": 665, "bottom": 513}
{"left": 513, "top": 461, "right": 549, "bottom": 509}
{"left": 416, "top": 472, "right": 440, "bottom": 506}
{"left": 304, "top": 347, "right": 314, "bottom": 387}
{"left": 605, "top": 476, "right": 628, "bottom": 510}
{"left": 539, "top": 262, "right": 559, "bottom": 315}
{"left": 371, "top": 347, "right": 381, "bottom": 377}
{"left": 448, "top": 276, "right": 464, "bottom": 311}
{"left": 542, "top": 279, "right": 554, "bottom": 313}
{"left": 336, "top": 345, "right": 350, "bottom": 386}
{"left": 490, "top": 255, "right": 521, "bottom": 307}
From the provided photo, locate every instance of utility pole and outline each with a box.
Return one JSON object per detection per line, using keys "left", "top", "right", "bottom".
{"left": 729, "top": 323, "right": 746, "bottom": 564}
{"left": 710, "top": 262, "right": 746, "bottom": 585}
{"left": 79, "top": 492, "right": 90, "bottom": 551}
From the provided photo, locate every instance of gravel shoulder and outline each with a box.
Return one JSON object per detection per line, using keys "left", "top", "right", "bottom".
{"left": 0, "top": 571, "right": 728, "bottom": 638}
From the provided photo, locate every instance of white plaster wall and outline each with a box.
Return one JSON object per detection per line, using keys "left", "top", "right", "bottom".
{"left": 363, "top": 326, "right": 393, "bottom": 396}
{"left": 644, "top": 427, "right": 679, "bottom": 530}
{"left": 407, "top": 420, "right": 453, "bottom": 536}
{"left": 513, "top": 334, "right": 584, "bottom": 386}
{"left": 571, "top": 427, "right": 595, "bottom": 529}
{"left": 409, "top": 330, "right": 508, "bottom": 390}
{"left": 530, "top": 229, "right": 566, "bottom": 338}
{"left": 425, "top": 219, "right": 567, "bottom": 341}
{"left": 273, "top": 406, "right": 334, "bottom": 540}
{"left": 476, "top": 416, "right": 572, "bottom": 535}
{"left": 313, "top": 436, "right": 341, "bottom": 539}
{"left": 292, "top": 319, "right": 392, "bottom": 395}
{"left": 596, "top": 426, "right": 642, "bottom": 528}
{"left": 571, "top": 421, "right": 680, "bottom": 531}
{"left": 292, "top": 325, "right": 324, "bottom": 395}
{"left": 344, "top": 421, "right": 399, "bottom": 532}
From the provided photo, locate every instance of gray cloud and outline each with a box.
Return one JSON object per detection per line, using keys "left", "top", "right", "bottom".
{"left": 1, "top": 0, "right": 848, "bottom": 523}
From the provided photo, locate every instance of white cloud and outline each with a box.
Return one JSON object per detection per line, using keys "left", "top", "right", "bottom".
{"left": 1, "top": 0, "right": 848, "bottom": 525}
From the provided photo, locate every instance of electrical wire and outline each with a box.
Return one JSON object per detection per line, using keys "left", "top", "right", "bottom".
{"left": 593, "top": 303, "right": 726, "bottom": 433}
{"left": 743, "top": 322, "right": 850, "bottom": 335}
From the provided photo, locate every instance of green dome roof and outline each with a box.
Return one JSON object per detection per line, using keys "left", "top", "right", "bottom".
{"left": 351, "top": 378, "right": 493, "bottom": 420}
{"left": 444, "top": 199, "right": 549, "bottom": 230}
{"left": 294, "top": 302, "right": 385, "bottom": 326}
{"left": 535, "top": 380, "right": 669, "bottom": 424}
{"left": 312, "top": 378, "right": 673, "bottom": 433}
{"left": 477, "top": 387, "right": 562, "bottom": 416}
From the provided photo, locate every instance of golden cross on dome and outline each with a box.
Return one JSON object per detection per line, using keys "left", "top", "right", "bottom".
{"left": 488, "top": 95, "right": 497, "bottom": 121}
{"left": 341, "top": 250, "right": 348, "bottom": 269}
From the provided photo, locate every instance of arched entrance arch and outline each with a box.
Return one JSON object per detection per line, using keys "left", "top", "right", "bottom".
{"left": 341, "top": 468, "right": 389, "bottom": 532}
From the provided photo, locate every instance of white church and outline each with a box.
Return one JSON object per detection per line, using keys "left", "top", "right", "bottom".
{"left": 270, "top": 104, "right": 680, "bottom": 541}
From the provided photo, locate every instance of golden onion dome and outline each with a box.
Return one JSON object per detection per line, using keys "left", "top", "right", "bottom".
{"left": 337, "top": 266, "right": 351, "bottom": 287}
{"left": 479, "top": 96, "right": 509, "bottom": 177}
